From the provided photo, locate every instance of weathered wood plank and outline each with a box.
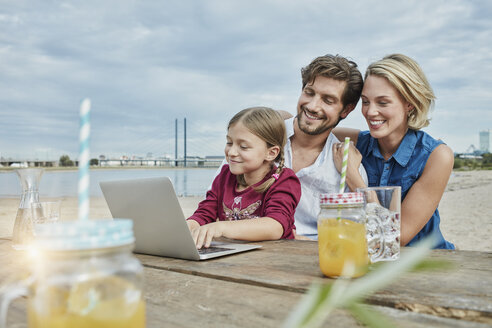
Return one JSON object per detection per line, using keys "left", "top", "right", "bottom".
{"left": 136, "top": 240, "right": 492, "bottom": 324}
{"left": 4, "top": 266, "right": 490, "bottom": 328}
{"left": 2, "top": 238, "right": 491, "bottom": 325}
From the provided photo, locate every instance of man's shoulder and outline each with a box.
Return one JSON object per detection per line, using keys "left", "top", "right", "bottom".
{"left": 284, "top": 117, "right": 295, "bottom": 137}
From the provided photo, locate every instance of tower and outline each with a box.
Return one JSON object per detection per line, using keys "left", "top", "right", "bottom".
{"left": 479, "top": 130, "right": 490, "bottom": 153}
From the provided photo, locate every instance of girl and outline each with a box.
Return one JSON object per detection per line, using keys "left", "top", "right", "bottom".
{"left": 333, "top": 54, "right": 454, "bottom": 249}
{"left": 187, "top": 107, "right": 301, "bottom": 249}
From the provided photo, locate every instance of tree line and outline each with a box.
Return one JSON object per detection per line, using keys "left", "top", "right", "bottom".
{"left": 59, "top": 155, "right": 99, "bottom": 167}
{"left": 454, "top": 153, "right": 492, "bottom": 170}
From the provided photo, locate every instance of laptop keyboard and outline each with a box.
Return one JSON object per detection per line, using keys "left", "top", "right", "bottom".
{"left": 198, "top": 246, "right": 234, "bottom": 254}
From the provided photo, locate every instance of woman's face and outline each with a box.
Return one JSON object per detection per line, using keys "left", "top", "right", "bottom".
{"left": 361, "top": 75, "right": 412, "bottom": 142}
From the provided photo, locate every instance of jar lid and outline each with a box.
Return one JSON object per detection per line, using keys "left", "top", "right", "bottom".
{"left": 319, "top": 192, "right": 364, "bottom": 205}
{"left": 34, "top": 219, "right": 135, "bottom": 251}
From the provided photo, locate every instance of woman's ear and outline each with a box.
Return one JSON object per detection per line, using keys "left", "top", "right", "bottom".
{"left": 266, "top": 145, "right": 280, "bottom": 161}
{"left": 406, "top": 102, "right": 414, "bottom": 114}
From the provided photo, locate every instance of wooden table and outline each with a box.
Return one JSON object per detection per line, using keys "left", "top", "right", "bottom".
{"left": 1, "top": 238, "right": 491, "bottom": 327}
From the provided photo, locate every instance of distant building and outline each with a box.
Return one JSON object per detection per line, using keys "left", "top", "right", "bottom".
{"left": 479, "top": 130, "right": 490, "bottom": 153}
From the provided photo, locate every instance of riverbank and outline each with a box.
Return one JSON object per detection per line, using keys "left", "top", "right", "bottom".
{"left": 1, "top": 170, "right": 491, "bottom": 252}
{"left": 0, "top": 166, "right": 220, "bottom": 172}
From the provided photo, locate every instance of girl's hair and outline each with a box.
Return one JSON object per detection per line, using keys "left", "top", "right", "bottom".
{"left": 228, "top": 106, "right": 286, "bottom": 193}
{"left": 365, "top": 54, "right": 435, "bottom": 130}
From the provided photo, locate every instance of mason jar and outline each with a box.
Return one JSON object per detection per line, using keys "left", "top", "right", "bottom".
{"left": 0, "top": 219, "right": 145, "bottom": 328}
{"left": 317, "top": 192, "right": 369, "bottom": 278}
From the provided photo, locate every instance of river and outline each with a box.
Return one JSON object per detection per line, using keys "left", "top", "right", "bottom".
{"left": 0, "top": 168, "right": 218, "bottom": 198}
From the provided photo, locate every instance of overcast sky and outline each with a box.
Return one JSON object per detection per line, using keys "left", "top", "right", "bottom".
{"left": 1, "top": 0, "right": 491, "bottom": 160}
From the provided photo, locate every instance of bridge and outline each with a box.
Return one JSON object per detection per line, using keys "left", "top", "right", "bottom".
{"left": 99, "top": 157, "right": 223, "bottom": 168}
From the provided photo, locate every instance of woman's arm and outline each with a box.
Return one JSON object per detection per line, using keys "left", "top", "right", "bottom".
{"left": 332, "top": 127, "right": 361, "bottom": 144}
{"left": 400, "top": 144, "right": 454, "bottom": 246}
{"left": 190, "top": 218, "right": 284, "bottom": 249}
{"left": 332, "top": 141, "right": 367, "bottom": 192}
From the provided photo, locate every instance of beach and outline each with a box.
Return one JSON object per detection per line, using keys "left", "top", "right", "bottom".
{"left": 1, "top": 170, "right": 491, "bottom": 252}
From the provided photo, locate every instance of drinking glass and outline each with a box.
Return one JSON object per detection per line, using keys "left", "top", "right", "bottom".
{"left": 31, "top": 201, "right": 61, "bottom": 224}
{"left": 357, "top": 186, "right": 401, "bottom": 262}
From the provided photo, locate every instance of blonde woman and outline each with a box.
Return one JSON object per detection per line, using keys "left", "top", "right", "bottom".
{"left": 187, "top": 107, "right": 301, "bottom": 249}
{"left": 333, "top": 54, "right": 455, "bottom": 249}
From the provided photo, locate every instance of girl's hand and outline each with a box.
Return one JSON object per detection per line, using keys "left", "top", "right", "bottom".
{"left": 186, "top": 219, "right": 200, "bottom": 232}
{"left": 191, "top": 221, "right": 226, "bottom": 249}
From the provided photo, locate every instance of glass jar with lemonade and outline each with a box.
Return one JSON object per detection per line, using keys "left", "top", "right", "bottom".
{"left": 317, "top": 193, "right": 369, "bottom": 278}
{"left": 0, "top": 219, "right": 145, "bottom": 328}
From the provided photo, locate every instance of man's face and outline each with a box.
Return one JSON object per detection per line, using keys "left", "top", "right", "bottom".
{"left": 296, "top": 76, "right": 350, "bottom": 135}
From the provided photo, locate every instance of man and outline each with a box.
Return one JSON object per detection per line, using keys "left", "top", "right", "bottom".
{"left": 284, "top": 54, "right": 367, "bottom": 240}
{"left": 211, "top": 54, "right": 367, "bottom": 240}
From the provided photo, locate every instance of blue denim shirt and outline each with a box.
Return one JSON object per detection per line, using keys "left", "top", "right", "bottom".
{"left": 357, "top": 129, "right": 455, "bottom": 249}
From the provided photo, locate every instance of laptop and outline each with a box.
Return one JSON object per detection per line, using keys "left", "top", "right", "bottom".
{"left": 99, "top": 176, "right": 261, "bottom": 260}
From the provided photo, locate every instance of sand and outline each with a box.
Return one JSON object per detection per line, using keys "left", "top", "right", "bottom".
{"left": 1, "top": 170, "right": 491, "bottom": 252}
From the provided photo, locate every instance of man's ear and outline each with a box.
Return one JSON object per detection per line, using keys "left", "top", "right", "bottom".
{"left": 340, "top": 103, "right": 356, "bottom": 119}
{"left": 266, "top": 145, "right": 280, "bottom": 161}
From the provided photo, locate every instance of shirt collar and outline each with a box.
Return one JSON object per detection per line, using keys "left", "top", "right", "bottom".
{"left": 368, "top": 129, "right": 417, "bottom": 167}
{"left": 286, "top": 117, "right": 295, "bottom": 139}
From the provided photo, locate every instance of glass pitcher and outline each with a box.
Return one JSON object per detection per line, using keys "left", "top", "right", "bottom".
{"left": 12, "top": 168, "right": 44, "bottom": 250}
{"left": 0, "top": 219, "right": 146, "bottom": 328}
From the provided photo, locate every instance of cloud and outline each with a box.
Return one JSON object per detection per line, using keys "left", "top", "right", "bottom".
{"left": 1, "top": 0, "right": 491, "bottom": 160}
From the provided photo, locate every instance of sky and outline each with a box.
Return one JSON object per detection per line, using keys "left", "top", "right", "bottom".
{"left": 1, "top": 0, "right": 491, "bottom": 161}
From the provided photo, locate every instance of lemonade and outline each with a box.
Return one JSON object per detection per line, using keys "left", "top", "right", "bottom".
{"left": 318, "top": 218, "right": 369, "bottom": 278}
{"left": 28, "top": 299, "right": 145, "bottom": 328}
{"left": 27, "top": 276, "right": 146, "bottom": 328}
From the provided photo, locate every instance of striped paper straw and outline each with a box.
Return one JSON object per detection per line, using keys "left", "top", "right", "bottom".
{"left": 78, "top": 98, "right": 91, "bottom": 221}
{"left": 339, "top": 137, "right": 350, "bottom": 193}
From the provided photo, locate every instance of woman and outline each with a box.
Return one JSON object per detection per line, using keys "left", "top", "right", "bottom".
{"left": 333, "top": 54, "right": 455, "bottom": 249}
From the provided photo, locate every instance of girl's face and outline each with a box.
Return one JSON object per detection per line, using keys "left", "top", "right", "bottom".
{"left": 361, "top": 75, "right": 412, "bottom": 143}
{"left": 225, "top": 122, "right": 278, "bottom": 180}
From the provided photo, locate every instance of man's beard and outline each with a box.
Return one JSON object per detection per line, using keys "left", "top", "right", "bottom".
{"left": 296, "top": 111, "right": 341, "bottom": 136}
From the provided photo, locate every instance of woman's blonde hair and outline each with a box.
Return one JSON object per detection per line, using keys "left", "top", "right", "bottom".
{"left": 365, "top": 54, "right": 435, "bottom": 130}
{"left": 228, "top": 106, "right": 286, "bottom": 193}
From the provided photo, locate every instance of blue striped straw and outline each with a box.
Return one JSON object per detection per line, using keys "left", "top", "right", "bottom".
{"left": 78, "top": 98, "right": 91, "bottom": 221}
{"left": 339, "top": 137, "right": 350, "bottom": 193}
